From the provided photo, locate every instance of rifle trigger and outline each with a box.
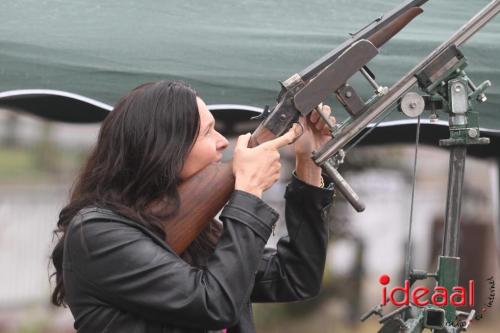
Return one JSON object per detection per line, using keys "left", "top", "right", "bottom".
{"left": 251, "top": 105, "right": 271, "bottom": 121}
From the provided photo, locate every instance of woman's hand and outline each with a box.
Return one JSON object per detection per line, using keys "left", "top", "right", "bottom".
{"left": 293, "top": 104, "right": 336, "bottom": 187}
{"left": 233, "top": 124, "right": 301, "bottom": 198}
{"left": 294, "top": 104, "right": 336, "bottom": 159}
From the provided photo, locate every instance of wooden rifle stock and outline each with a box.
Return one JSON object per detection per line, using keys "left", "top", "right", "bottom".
{"left": 163, "top": 162, "right": 234, "bottom": 254}
{"left": 161, "top": 125, "right": 277, "bottom": 254}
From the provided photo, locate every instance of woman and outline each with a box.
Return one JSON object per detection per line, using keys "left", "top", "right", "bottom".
{"left": 50, "top": 80, "right": 336, "bottom": 332}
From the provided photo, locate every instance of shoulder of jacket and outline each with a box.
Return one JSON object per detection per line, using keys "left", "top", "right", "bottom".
{"left": 68, "top": 206, "right": 172, "bottom": 252}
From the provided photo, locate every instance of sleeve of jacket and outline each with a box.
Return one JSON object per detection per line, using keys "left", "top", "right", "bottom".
{"left": 65, "top": 190, "right": 279, "bottom": 330}
{"left": 250, "top": 172, "right": 334, "bottom": 302}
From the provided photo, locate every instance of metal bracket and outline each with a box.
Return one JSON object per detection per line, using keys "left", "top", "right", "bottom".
{"left": 337, "top": 84, "right": 366, "bottom": 117}
{"left": 416, "top": 45, "right": 466, "bottom": 92}
{"left": 439, "top": 77, "right": 490, "bottom": 147}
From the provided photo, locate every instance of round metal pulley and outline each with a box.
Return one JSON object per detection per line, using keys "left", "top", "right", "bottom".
{"left": 400, "top": 92, "right": 425, "bottom": 118}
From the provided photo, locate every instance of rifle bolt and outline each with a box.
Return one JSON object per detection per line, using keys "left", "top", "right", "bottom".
{"left": 478, "top": 94, "right": 487, "bottom": 103}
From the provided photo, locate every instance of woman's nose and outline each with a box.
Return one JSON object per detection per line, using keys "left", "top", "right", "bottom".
{"left": 217, "top": 132, "right": 229, "bottom": 150}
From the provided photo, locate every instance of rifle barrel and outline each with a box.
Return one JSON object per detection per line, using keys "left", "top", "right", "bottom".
{"left": 299, "top": 0, "right": 429, "bottom": 81}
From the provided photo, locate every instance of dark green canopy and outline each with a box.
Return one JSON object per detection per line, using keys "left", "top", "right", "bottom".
{"left": 1, "top": 0, "right": 498, "bottom": 116}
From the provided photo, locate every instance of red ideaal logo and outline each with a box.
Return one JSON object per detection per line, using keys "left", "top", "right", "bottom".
{"left": 379, "top": 274, "right": 475, "bottom": 307}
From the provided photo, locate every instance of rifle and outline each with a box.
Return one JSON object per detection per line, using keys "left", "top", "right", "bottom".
{"left": 155, "top": 0, "right": 430, "bottom": 254}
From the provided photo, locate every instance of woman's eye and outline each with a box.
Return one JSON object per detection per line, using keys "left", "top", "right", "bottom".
{"left": 205, "top": 127, "right": 214, "bottom": 136}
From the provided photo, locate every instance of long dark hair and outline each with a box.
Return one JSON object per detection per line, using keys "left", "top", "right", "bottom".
{"left": 50, "top": 80, "right": 222, "bottom": 307}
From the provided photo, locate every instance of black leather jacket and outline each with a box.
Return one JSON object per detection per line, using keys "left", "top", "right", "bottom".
{"left": 63, "top": 173, "right": 334, "bottom": 332}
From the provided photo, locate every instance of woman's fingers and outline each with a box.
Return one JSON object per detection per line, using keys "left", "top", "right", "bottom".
{"left": 235, "top": 132, "right": 252, "bottom": 150}
{"left": 322, "top": 127, "right": 332, "bottom": 136}
{"left": 310, "top": 109, "right": 320, "bottom": 124}
{"left": 263, "top": 123, "right": 302, "bottom": 150}
{"left": 311, "top": 105, "right": 336, "bottom": 132}
{"left": 310, "top": 104, "right": 332, "bottom": 125}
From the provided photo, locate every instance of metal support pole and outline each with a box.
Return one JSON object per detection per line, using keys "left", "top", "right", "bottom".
{"left": 442, "top": 146, "right": 467, "bottom": 257}
{"left": 436, "top": 145, "right": 466, "bottom": 324}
